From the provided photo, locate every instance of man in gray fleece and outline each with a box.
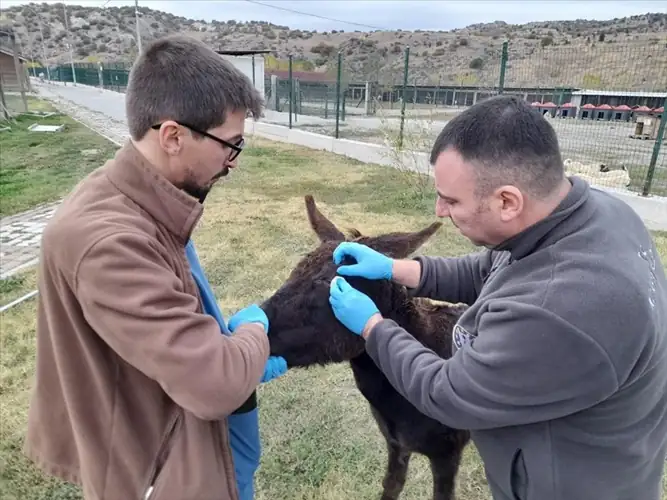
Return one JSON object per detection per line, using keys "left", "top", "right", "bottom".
{"left": 328, "top": 95, "right": 667, "bottom": 500}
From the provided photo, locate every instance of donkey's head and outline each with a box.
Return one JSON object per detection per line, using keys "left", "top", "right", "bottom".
{"left": 260, "top": 195, "right": 442, "bottom": 368}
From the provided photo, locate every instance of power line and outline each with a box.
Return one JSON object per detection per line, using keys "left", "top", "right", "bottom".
{"left": 242, "top": 0, "right": 389, "bottom": 31}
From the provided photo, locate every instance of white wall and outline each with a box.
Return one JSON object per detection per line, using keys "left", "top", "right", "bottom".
{"left": 219, "top": 54, "right": 265, "bottom": 99}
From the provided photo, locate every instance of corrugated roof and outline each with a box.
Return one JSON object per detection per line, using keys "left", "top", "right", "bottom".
{"left": 572, "top": 89, "right": 667, "bottom": 98}
{"left": 265, "top": 69, "right": 333, "bottom": 83}
{"left": 215, "top": 49, "right": 272, "bottom": 55}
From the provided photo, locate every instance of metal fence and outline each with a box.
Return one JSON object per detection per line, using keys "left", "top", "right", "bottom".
{"left": 32, "top": 39, "right": 667, "bottom": 197}
{"left": 265, "top": 40, "right": 666, "bottom": 198}
{"left": 30, "top": 62, "right": 131, "bottom": 92}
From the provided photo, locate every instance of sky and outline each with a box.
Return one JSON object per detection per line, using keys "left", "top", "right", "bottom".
{"left": 1, "top": 0, "right": 666, "bottom": 32}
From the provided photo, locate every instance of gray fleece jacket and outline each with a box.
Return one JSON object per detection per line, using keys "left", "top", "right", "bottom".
{"left": 365, "top": 176, "right": 667, "bottom": 500}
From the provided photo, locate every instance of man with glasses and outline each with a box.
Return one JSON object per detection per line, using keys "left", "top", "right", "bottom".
{"left": 24, "top": 34, "right": 286, "bottom": 500}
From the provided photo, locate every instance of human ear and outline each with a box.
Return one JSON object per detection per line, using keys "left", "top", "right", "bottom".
{"left": 157, "top": 120, "right": 185, "bottom": 156}
{"left": 495, "top": 185, "right": 524, "bottom": 222}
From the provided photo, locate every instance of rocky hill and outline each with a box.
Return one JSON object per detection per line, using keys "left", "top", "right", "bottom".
{"left": 1, "top": 3, "right": 666, "bottom": 90}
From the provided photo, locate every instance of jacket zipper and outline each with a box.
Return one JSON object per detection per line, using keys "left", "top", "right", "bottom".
{"left": 142, "top": 411, "right": 181, "bottom": 500}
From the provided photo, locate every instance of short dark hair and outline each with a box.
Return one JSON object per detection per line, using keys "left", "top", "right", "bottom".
{"left": 429, "top": 95, "right": 564, "bottom": 198}
{"left": 125, "top": 34, "right": 264, "bottom": 141}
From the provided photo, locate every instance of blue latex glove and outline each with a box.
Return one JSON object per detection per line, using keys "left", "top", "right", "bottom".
{"left": 333, "top": 242, "right": 394, "bottom": 280}
{"left": 261, "top": 356, "right": 287, "bottom": 383}
{"left": 227, "top": 304, "right": 269, "bottom": 333}
{"left": 228, "top": 305, "right": 287, "bottom": 383}
{"left": 329, "top": 276, "right": 380, "bottom": 336}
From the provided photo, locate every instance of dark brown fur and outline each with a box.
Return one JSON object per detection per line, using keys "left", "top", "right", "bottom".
{"left": 261, "top": 195, "right": 471, "bottom": 500}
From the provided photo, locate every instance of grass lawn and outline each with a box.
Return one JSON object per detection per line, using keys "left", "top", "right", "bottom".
{"left": 1, "top": 136, "right": 666, "bottom": 499}
{"left": 0, "top": 96, "right": 119, "bottom": 216}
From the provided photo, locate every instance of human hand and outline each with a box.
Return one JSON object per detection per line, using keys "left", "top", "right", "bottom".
{"left": 333, "top": 242, "right": 393, "bottom": 281}
{"left": 329, "top": 276, "right": 381, "bottom": 336}
{"left": 227, "top": 304, "right": 269, "bottom": 333}
{"left": 261, "top": 356, "right": 288, "bottom": 383}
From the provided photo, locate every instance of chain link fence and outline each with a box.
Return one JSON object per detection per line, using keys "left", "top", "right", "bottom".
{"left": 31, "top": 39, "right": 667, "bottom": 197}
{"left": 503, "top": 40, "right": 667, "bottom": 197}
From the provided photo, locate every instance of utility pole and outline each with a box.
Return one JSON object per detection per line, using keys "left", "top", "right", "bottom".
{"left": 35, "top": 14, "right": 51, "bottom": 81}
{"left": 63, "top": 2, "right": 76, "bottom": 85}
{"left": 23, "top": 4, "right": 51, "bottom": 81}
{"left": 135, "top": 0, "right": 142, "bottom": 54}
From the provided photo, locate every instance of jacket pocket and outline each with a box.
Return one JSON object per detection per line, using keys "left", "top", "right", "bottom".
{"left": 143, "top": 411, "right": 182, "bottom": 500}
{"left": 510, "top": 448, "right": 528, "bottom": 500}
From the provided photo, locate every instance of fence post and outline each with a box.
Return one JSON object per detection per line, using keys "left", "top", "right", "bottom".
{"left": 10, "top": 34, "right": 28, "bottom": 112}
{"left": 293, "top": 78, "right": 298, "bottom": 123}
{"left": 0, "top": 78, "right": 10, "bottom": 120}
{"left": 398, "top": 46, "right": 410, "bottom": 150}
{"left": 335, "top": 51, "right": 342, "bottom": 139}
{"left": 642, "top": 98, "right": 667, "bottom": 196}
{"left": 498, "top": 40, "right": 508, "bottom": 94}
{"left": 251, "top": 55, "right": 255, "bottom": 87}
{"left": 98, "top": 63, "right": 103, "bottom": 89}
{"left": 288, "top": 54, "right": 293, "bottom": 129}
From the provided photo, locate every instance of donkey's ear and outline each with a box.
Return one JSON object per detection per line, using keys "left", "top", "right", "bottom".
{"left": 305, "top": 195, "right": 346, "bottom": 242}
{"left": 363, "top": 221, "right": 442, "bottom": 259}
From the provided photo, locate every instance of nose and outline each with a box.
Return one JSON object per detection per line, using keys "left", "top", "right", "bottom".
{"left": 226, "top": 156, "right": 239, "bottom": 169}
{"left": 435, "top": 197, "right": 450, "bottom": 218}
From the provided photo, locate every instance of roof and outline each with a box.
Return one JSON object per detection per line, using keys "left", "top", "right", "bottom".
{"left": 634, "top": 105, "right": 653, "bottom": 112}
{"left": 613, "top": 105, "right": 632, "bottom": 111}
{"left": 572, "top": 89, "right": 667, "bottom": 98}
{"left": 597, "top": 104, "right": 613, "bottom": 110}
{"left": 265, "top": 69, "right": 334, "bottom": 83}
{"left": 215, "top": 49, "right": 272, "bottom": 56}
{"left": 530, "top": 101, "right": 557, "bottom": 108}
{"left": 0, "top": 47, "right": 28, "bottom": 62}
{"left": 561, "top": 102, "right": 577, "bottom": 108}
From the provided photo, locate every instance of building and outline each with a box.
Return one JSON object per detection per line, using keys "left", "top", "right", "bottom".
{"left": 215, "top": 49, "right": 268, "bottom": 99}
{"left": 557, "top": 102, "right": 578, "bottom": 118}
{"left": 531, "top": 101, "right": 558, "bottom": 117}
{"left": 0, "top": 47, "right": 29, "bottom": 92}
{"left": 612, "top": 104, "right": 632, "bottom": 121}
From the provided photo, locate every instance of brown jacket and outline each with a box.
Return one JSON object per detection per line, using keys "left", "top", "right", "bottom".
{"left": 24, "top": 141, "right": 270, "bottom": 500}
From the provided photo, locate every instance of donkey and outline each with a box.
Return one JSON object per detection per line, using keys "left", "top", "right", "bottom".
{"left": 260, "top": 195, "right": 472, "bottom": 500}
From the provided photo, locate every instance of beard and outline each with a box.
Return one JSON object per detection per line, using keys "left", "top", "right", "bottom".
{"left": 182, "top": 165, "right": 230, "bottom": 203}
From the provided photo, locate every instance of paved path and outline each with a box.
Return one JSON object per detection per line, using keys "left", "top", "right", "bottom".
{"left": 0, "top": 202, "right": 60, "bottom": 278}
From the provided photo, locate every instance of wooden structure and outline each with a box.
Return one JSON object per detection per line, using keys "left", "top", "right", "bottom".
{"left": 632, "top": 115, "right": 660, "bottom": 140}
{"left": 0, "top": 47, "right": 29, "bottom": 92}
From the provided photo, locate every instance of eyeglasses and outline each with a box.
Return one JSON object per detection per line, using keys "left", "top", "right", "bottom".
{"left": 151, "top": 121, "right": 245, "bottom": 161}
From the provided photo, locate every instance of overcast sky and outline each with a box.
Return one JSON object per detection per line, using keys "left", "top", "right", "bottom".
{"left": 1, "top": 1, "right": 666, "bottom": 32}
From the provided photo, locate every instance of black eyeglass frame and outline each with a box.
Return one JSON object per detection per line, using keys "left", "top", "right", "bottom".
{"left": 151, "top": 121, "right": 245, "bottom": 161}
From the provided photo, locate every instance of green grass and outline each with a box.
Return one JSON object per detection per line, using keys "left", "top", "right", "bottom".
{"left": 0, "top": 270, "right": 37, "bottom": 307}
{"left": 0, "top": 97, "right": 119, "bottom": 216}
{"left": 0, "top": 136, "right": 666, "bottom": 499}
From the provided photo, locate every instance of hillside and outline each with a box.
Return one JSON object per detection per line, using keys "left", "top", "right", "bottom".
{"left": 1, "top": 3, "right": 666, "bottom": 90}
